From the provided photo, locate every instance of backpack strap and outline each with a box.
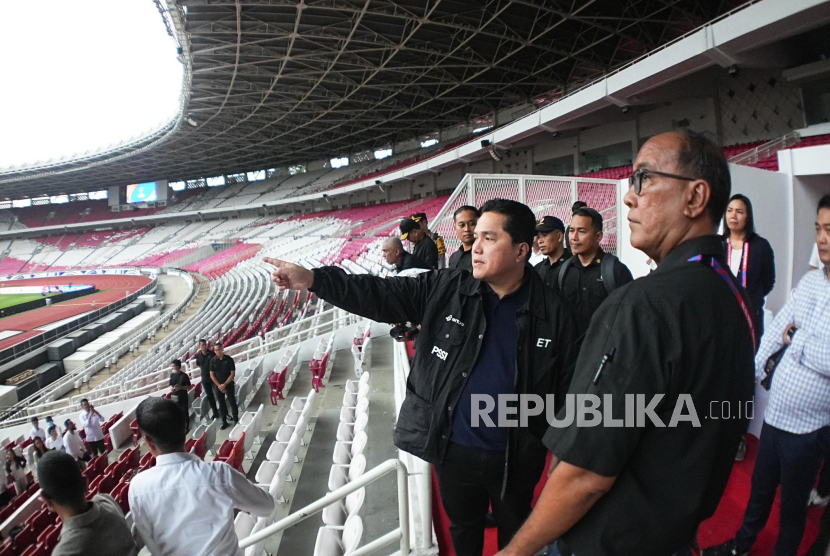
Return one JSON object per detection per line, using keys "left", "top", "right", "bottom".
{"left": 600, "top": 254, "right": 618, "bottom": 294}
{"left": 558, "top": 253, "right": 619, "bottom": 294}
{"left": 557, "top": 257, "right": 575, "bottom": 290}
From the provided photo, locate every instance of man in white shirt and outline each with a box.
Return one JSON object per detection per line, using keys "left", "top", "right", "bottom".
{"left": 46, "top": 426, "right": 63, "bottom": 452}
{"left": 45, "top": 416, "right": 62, "bottom": 437}
{"left": 79, "top": 399, "right": 106, "bottom": 456}
{"left": 129, "top": 398, "right": 274, "bottom": 556}
{"left": 62, "top": 420, "right": 87, "bottom": 464}
{"left": 30, "top": 417, "right": 46, "bottom": 441}
{"left": 704, "top": 194, "right": 830, "bottom": 556}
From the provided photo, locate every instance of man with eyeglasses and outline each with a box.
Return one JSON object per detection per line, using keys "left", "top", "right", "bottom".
{"left": 496, "top": 130, "right": 755, "bottom": 556}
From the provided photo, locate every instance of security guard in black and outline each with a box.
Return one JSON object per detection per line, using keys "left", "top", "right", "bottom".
{"left": 558, "top": 247, "right": 633, "bottom": 336}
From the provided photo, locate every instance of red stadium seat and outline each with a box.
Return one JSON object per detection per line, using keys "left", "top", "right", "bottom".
{"left": 11, "top": 525, "right": 36, "bottom": 551}
{"left": 139, "top": 452, "right": 154, "bottom": 468}
{"left": 191, "top": 433, "right": 207, "bottom": 460}
{"left": 25, "top": 509, "right": 51, "bottom": 535}
{"left": 0, "top": 505, "right": 15, "bottom": 523}
{"left": 19, "top": 543, "right": 47, "bottom": 556}
{"left": 37, "top": 525, "right": 61, "bottom": 552}
{"left": 111, "top": 482, "right": 130, "bottom": 514}
{"left": 216, "top": 440, "right": 234, "bottom": 459}
{"left": 130, "top": 419, "right": 142, "bottom": 446}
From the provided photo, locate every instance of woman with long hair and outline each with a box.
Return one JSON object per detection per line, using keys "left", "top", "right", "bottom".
{"left": 722, "top": 194, "right": 776, "bottom": 349}
{"left": 31, "top": 436, "right": 51, "bottom": 467}
{"left": 5, "top": 448, "right": 27, "bottom": 497}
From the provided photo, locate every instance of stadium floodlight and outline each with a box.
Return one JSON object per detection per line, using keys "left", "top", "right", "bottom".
{"left": 420, "top": 138, "right": 439, "bottom": 149}
{"left": 186, "top": 117, "right": 198, "bottom": 127}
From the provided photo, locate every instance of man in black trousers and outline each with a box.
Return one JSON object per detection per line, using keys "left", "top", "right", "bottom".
{"left": 209, "top": 342, "right": 238, "bottom": 430}
{"left": 195, "top": 339, "right": 219, "bottom": 420}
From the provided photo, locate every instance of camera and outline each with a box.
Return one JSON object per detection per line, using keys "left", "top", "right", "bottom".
{"left": 390, "top": 322, "right": 420, "bottom": 342}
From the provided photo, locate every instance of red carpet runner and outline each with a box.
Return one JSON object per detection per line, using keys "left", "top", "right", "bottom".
{"left": 430, "top": 436, "right": 824, "bottom": 555}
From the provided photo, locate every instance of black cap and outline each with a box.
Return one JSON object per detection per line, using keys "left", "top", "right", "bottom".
{"left": 536, "top": 216, "right": 565, "bottom": 233}
{"left": 400, "top": 219, "right": 419, "bottom": 240}
{"left": 411, "top": 212, "right": 427, "bottom": 222}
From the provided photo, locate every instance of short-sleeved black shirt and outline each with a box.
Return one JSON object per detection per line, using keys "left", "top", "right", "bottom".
{"left": 412, "top": 236, "right": 439, "bottom": 269}
{"left": 545, "top": 235, "right": 755, "bottom": 556}
{"left": 447, "top": 247, "right": 473, "bottom": 272}
{"left": 209, "top": 355, "right": 236, "bottom": 384}
{"left": 195, "top": 349, "right": 215, "bottom": 374}
{"left": 558, "top": 248, "right": 633, "bottom": 336}
{"left": 533, "top": 249, "right": 572, "bottom": 291}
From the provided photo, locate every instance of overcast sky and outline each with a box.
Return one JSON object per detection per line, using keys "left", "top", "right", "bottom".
{"left": 0, "top": 1, "right": 183, "bottom": 170}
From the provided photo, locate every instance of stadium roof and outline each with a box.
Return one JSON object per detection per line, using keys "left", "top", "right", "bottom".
{"left": 0, "top": 0, "right": 747, "bottom": 199}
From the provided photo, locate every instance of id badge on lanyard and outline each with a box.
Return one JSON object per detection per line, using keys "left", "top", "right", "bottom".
{"left": 689, "top": 255, "right": 756, "bottom": 347}
{"left": 726, "top": 239, "right": 749, "bottom": 288}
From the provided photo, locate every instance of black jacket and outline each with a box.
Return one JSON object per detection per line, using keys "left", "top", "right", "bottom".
{"left": 310, "top": 266, "right": 579, "bottom": 488}
{"left": 412, "top": 237, "right": 439, "bottom": 269}
{"left": 721, "top": 234, "right": 775, "bottom": 320}
{"left": 396, "top": 250, "right": 430, "bottom": 272}
{"left": 447, "top": 247, "right": 473, "bottom": 272}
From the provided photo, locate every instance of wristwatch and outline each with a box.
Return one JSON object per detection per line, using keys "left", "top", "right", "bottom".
{"left": 787, "top": 325, "right": 798, "bottom": 341}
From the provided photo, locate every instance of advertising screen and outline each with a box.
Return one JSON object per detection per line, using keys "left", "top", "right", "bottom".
{"left": 126, "top": 181, "right": 158, "bottom": 203}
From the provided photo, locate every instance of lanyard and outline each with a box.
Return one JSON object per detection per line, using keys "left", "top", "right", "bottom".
{"left": 726, "top": 238, "right": 749, "bottom": 288}
{"left": 688, "top": 255, "right": 756, "bottom": 348}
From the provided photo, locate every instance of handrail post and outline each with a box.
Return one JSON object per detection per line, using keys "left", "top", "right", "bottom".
{"left": 398, "top": 462, "right": 411, "bottom": 555}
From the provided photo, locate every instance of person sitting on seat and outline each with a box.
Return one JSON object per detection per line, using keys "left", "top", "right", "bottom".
{"left": 38, "top": 450, "right": 137, "bottom": 556}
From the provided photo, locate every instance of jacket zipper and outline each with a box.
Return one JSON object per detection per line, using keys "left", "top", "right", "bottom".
{"left": 501, "top": 307, "right": 527, "bottom": 499}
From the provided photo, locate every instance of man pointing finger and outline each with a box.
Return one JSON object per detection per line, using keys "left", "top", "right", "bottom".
{"left": 264, "top": 199, "right": 578, "bottom": 556}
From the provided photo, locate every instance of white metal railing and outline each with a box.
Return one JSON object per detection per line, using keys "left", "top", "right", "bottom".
{"left": 728, "top": 131, "right": 800, "bottom": 166}
{"left": 394, "top": 341, "right": 435, "bottom": 553}
{"left": 238, "top": 458, "right": 411, "bottom": 556}
{"left": 0, "top": 272, "right": 197, "bottom": 424}
{"left": 9, "top": 308, "right": 357, "bottom": 420}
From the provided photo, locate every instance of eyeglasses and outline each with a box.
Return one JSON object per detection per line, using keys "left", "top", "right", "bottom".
{"left": 629, "top": 168, "right": 697, "bottom": 195}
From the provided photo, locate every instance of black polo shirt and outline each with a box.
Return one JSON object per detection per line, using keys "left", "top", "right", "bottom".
{"left": 545, "top": 235, "right": 755, "bottom": 556}
{"left": 195, "top": 349, "right": 215, "bottom": 375}
{"left": 396, "top": 250, "right": 430, "bottom": 273}
{"left": 447, "top": 247, "right": 473, "bottom": 272}
{"left": 412, "top": 236, "right": 439, "bottom": 269}
{"left": 209, "top": 354, "right": 236, "bottom": 384}
{"left": 533, "top": 249, "right": 572, "bottom": 291}
{"left": 450, "top": 276, "right": 530, "bottom": 451}
{"left": 559, "top": 248, "right": 632, "bottom": 337}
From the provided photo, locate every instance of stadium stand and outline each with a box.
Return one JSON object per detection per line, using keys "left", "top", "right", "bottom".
{"left": 3, "top": 3, "right": 830, "bottom": 554}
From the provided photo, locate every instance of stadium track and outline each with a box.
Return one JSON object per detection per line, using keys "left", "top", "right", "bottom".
{"left": 0, "top": 274, "right": 151, "bottom": 351}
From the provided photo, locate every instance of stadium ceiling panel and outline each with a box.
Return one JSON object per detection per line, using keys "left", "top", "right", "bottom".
{"left": 0, "top": 0, "right": 745, "bottom": 199}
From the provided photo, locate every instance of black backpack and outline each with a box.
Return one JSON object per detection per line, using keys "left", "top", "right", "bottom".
{"left": 558, "top": 253, "right": 620, "bottom": 294}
